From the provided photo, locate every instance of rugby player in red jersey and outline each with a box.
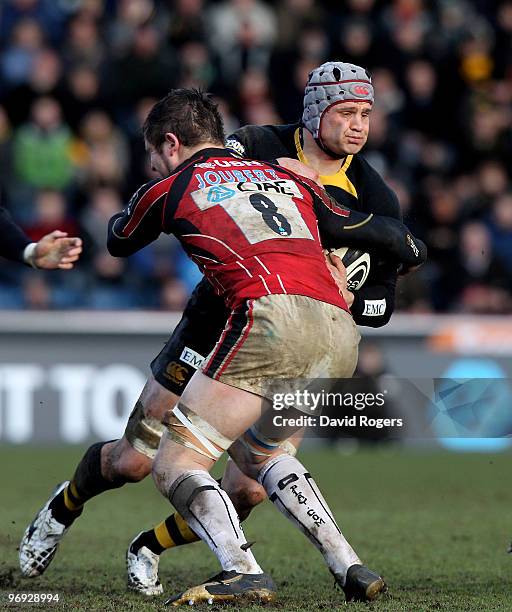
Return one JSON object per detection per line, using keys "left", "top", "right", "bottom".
{"left": 21, "top": 88, "right": 424, "bottom": 604}
{"left": 110, "top": 89, "right": 424, "bottom": 605}
{"left": 20, "top": 67, "right": 424, "bottom": 601}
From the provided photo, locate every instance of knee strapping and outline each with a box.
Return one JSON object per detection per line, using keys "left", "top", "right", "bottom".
{"left": 165, "top": 403, "right": 232, "bottom": 461}
{"left": 241, "top": 426, "right": 297, "bottom": 458}
{"left": 125, "top": 400, "right": 165, "bottom": 459}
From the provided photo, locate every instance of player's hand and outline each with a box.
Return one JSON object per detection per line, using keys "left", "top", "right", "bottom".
{"left": 33, "top": 231, "right": 83, "bottom": 270}
{"left": 325, "top": 250, "right": 354, "bottom": 308}
{"left": 276, "top": 157, "right": 321, "bottom": 185}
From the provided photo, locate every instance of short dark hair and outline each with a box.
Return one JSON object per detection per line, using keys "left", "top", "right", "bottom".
{"left": 143, "top": 89, "right": 225, "bottom": 150}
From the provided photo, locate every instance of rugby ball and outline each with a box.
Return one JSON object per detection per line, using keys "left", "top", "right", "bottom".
{"left": 328, "top": 247, "right": 371, "bottom": 291}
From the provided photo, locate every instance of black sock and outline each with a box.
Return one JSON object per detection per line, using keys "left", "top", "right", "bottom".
{"left": 130, "top": 529, "right": 165, "bottom": 556}
{"left": 71, "top": 441, "right": 125, "bottom": 501}
{"left": 49, "top": 441, "right": 125, "bottom": 526}
{"left": 49, "top": 489, "right": 83, "bottom": 527}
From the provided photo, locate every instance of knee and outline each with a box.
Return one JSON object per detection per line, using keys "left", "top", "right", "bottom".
{"left": 103, "top": 440, "right": 152, "bottom": 483}
{"left": 118, "top": 452, "right": 152, "bottom": 482}
{"left": 227, "top": 479, "right": 267, "bottom": 519}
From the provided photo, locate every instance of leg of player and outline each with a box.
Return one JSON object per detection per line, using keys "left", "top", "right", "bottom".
{"left": 126, "top": 446, "right": 292, "bottom": 596}
{"left": 132, "top": 433, "right": 297, "bottom": 557}
{"left": 153, "top": 371, "right": 384, "bottom": 605}
{"left": 152, "top": 371, "right": 278, "bottom": 606}
{"left": 131, "top": 458, "right": 266, "bottom": 553}
{"left": 19, "top": 375, "right": 176, "bottom": 583}
{"left": 229, "top": 426, "right": 386, "bottom": 603}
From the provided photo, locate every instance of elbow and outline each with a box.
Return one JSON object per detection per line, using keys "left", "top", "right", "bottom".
{"left": 106, "top": 234, "right": 125, "bottom": 257}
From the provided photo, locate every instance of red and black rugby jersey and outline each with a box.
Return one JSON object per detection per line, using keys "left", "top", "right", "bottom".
{"left": 108, "top": 148, "right": 424, "bottom": 309}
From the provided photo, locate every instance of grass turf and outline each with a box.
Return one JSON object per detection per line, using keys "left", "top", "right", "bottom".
{"left": 0, "top": 445, "right": 511, "bottom": 611}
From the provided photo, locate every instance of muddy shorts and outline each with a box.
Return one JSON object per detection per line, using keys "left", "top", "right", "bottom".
{"left": 202, "top": 294, "right": 360, "bottom": 399}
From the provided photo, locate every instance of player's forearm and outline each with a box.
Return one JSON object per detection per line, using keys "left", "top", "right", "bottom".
{"left": 107, "top": 208, "right": 163, "bottom": 257}
{"left": 318, "top": 208, "right": 426, "bottom": 269}
{"left": 107, "top": 213, "right": 144, "bottom": 257}
{"left": 0, "top": 206, "right": 31, "bottom": 263}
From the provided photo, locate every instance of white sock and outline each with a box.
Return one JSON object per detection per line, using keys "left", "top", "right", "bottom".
{"left": 258, "top": 454, "right": 360, "bottom": 583}
{"left": 169, "top": 469, "right": 263, "bottom": 575}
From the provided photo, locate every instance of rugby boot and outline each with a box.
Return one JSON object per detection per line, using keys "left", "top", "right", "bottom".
{"left": 19, "top": 482, "right": 70, "bottom": 577}
{"left": 126, "top": 532, "right": 163, "bottom": 596}
{"left": 165, "top": 570, "right": 276, "bottom": 606}
{"left": 340, "top": 563, "right": 387, "bottom": 602}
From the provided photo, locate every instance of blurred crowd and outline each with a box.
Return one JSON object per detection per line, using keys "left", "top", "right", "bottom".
{"left": 0, "top": 0, "right": 511, "bottom": 313}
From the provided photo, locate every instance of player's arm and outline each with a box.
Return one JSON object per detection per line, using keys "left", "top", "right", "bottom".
{"left": 347, "top": 183, "right": 400, "bottom": 327}
{"left": 0, "top": 206, "right": 82, "bottom": 269}
{"left": 301, "top": 176, "right": 427, "bottom": 269}
{"left": 347, "top": 171, "right": 403, "bottom": 327}
{"left": 107, "top": 179, "right": 166, "bottom": 257}
{"left": 351, "top": 259, "right": 397, "bottom": 327}
{"left": 0, "top": 205, "right": 31, "bottom": 262}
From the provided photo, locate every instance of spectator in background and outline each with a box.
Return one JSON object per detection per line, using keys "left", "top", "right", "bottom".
{"left": 166, "top": 0, "right": 207, "bottom": 50}
{"left": 0, "top": 0, "right": 65, "bottom": 45}
{"left": 270, "top": 24, "right": 329, "bottom": 122}
{"left": 0, "top": 17, "right": 45, "bottom": 88}
{"left": 125, "top": 97, "right": 158, "bottom": 193}
{"left": 22, "top": 272, "right": 51, "bottom": 309}
{"left": 106, "top": 24, "right": 176, "bottom": 113}
{"left": 209, "top": 0, "right": 277, "bottom": 85}
{"left": 2, "top": 48, "right": 63, "bottom": 127}
{"left": 274, "top": 0, "right": 324, "bottom": 52}
{"left": 13, "top": 97, "right": 75, "bottom": 198}
{"left": 439, "top": 221, "right": 512, "bottom": 313}
{"left": 107, "top": 0, "right": 157, "bottom": 58}
{"left": 78, "top": 110, "right": 129, "bottom": 190}
{"left": 332, "top": 17, "right": 377, "bottom": 68}
{"left": 0, "top": 106, "right": 13, "bottom": 200}
{"left": 80, "top": 187, "right": 121, "bottom": 254}
{"left": 176, "top": 41, "right": 218, "bottom": 90}
{"left": 159, "top": 277, "right": 189, "bottom": 311}
{"left": 462, "top": 160, "right": 509, "bottom": 218}
{"left": 23, "top": 189, "right": 79, "bottom": 243}
{"left": 487, "top": 192, "right": 512, "bottom": 276}
{"left": 87, "top": 250, "right": 138, "bottom": 309}
{"left": 60, "top": 64, "right": 103, "bottom": 132}
{"left": 62, "top": 12, "right": 104, "bottom": 70}
{"left": 236, "top": 68, "right": 280, "bottom": 125}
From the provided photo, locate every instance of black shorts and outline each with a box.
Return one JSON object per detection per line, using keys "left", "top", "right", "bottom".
{"left": 150, "top": 277, "right": 230, "bottom": 395}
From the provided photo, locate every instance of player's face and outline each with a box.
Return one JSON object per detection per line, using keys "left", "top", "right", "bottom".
{"left": 319, "top": 102, "right": 371, "bottom": 156}
{"left": 146, "top": 135, "right": 180, "bottom": 177}
{"left": 146, "top": 142, "right": 170, "bottom": 178}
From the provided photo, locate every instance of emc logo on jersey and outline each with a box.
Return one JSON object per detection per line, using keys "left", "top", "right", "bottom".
{"left": 207, "top": 185, "right": 236, "bottom": 203}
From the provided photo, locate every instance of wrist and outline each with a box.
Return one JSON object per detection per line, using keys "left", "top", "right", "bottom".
{"left": 23, "top": 243, "right": 38, "bottom": 268}
{"left": 344, "top": 290, "right": 355, "bottom": 308}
